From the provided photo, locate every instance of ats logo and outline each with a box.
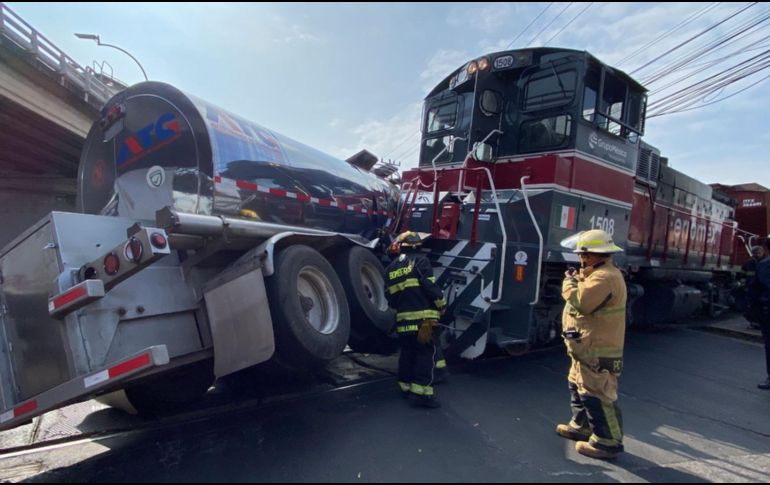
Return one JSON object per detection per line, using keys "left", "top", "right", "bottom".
{"left": 117, "top": 113, "right": 182, "bottom": 169}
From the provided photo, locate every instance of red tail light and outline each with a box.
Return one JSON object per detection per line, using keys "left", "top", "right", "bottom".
{"left": 104, "top": 253, "right": 120, "bottom": 275}
{"left": 150, "top": 232, "right": 167, "bottom": 249}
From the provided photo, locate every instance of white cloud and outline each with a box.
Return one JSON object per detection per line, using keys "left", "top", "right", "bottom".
{"left": 328, "top": 45, "right": 478, "bottom": 169}
{"left": 476, "top": 3, "right": 516, "bottom": 31}
{"left": 446, "top": 3, "right": 516, "bottom": 30}
{"left": 138, "top": 4, "right": 324, "bottom": 49}
{"left": 477, "top": 37, "right": 513, "bottom": 56}
{"left": 419, "top": 49, "right": 469, "bottom": 91}
{"left": 274, "top": 22, "right": 322, "bottom": 44}
{"left": 328, "top": 102, "right": 423, "bottom": 169}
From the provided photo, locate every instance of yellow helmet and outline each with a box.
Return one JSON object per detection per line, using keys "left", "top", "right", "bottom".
{"left": 395, "top": 231, "right": 429, "bottom": 248}
{"left": 561, "top": 229, "right": 623, "bottom": 254}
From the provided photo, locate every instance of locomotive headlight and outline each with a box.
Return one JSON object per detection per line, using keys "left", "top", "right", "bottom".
{"left": 467, "top": 61, "right": 479, "bottom": 75}
{"left": 477, "top": 57, "right": 490, "bottom": 71}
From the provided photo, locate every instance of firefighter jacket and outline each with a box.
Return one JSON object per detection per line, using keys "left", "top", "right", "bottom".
{"left": 385, "top": 253, "right": 447, "bottom": 334}
{"left": 756, "top": 257, "right": 770, "bottom": 305}
{"left": 561, "top": 259, "right": 627, "bottom": 375}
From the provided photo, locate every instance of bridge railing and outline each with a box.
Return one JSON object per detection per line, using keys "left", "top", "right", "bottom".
{"left": 0, "top": 2, "right": 121, "bottom": 107}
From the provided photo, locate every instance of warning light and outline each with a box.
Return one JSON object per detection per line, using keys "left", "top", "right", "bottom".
{"left": 104, "top": 253, "right": 120, "bottom": 275}
{"left": 515, "top": 265, "right": 525, "bottom": 282}
{"left": 150, "top": 233, "right": 167, "bottom": 249}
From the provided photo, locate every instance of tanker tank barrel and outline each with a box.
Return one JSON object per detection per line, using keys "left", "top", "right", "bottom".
{"left": 156, "top": 207, "right": 338, "bottom": 241}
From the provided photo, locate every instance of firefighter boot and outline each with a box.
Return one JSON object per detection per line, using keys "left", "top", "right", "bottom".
{"left": 399, "top": 382, "right": 411, "bottom": 399}
{"left": 575, "top": 441, "right": 622, "bottom": 460}
{"left": 556, "top": 423, "right": 591, "bottom": 442}
{"left": 434, "top": 359, "right": 449, "bottom": 385}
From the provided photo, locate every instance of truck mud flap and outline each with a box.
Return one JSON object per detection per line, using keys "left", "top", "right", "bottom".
{"left": 0, "top": 346, "right": 169, "bottom": 431}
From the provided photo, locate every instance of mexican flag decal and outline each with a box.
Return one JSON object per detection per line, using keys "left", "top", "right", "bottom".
{"left": 560, "top": 206, "right": 576, "bottom": 229}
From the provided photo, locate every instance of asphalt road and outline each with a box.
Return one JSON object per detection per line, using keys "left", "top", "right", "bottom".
{"left": 2, "top": 327, "right": 769, "bottom": 482}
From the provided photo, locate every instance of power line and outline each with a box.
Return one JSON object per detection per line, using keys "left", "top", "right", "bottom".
{"left": 648, "top": 72, "right": 770, "bottom": 117}
{"left": 649, "top": 50, "right": 770, "bottom": 110}
{"left": 390, "top": 135, "right": 422, "bottom": 162}
{"left": 527, "top": 2, "right": 574, "bottom": 47}
{"left": 617, "top": 2, "right": 721, "bottom": 68}
{"left": 630, "top": 2, "right": 758, "bottom": 75}
{"left": 381, "top": 129, "right": 421, "bottom": 160}
{"left": 395, "top": 144, "right": 421, "bottom": 165}
{"left": 542, "top": 2, "right": 594, "bottom": 45}
{"left": 506, "top": 2, "right": 554, "bottom": 49}
{"left": 641, "top": 8, "right": 770, "bottom": 85}
{"left": 647, "top": 48, "right": 770, "bottom": 116}
{"left": 648, "top": 33, "right": 770, "bottom": 95}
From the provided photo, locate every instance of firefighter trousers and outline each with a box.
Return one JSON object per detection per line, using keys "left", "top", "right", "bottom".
{"left": 760, "top": 305, "right": 770, "bottom": 377}
{"left": 568, "top": 361, "right": 624, "bottom": 451}
{"left": 397, "top": 332, "right": 438, "bottom": 397}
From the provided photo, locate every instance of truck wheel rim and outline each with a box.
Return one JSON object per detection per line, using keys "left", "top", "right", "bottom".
{"left": 361, "top": 261, "right": 388, "bottom": 312}
{"left": 297, "top": 266, "right": 339, "bottom": 334}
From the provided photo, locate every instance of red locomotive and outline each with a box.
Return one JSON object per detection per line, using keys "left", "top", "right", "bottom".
{"left": 396, "top": 48, "right": 755, "bottom": 358}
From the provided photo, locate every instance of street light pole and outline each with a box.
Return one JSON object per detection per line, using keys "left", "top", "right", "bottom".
{"left": 75, "top": 33, "right": 148, "bottom": 82}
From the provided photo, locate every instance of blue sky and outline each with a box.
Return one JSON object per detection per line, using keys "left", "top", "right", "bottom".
{"left": 7, "top": 2, "right": 770, "bottom": 187}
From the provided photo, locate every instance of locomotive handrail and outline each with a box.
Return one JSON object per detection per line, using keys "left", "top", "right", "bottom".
{"left": 457, "top": 130, "right": 502, "bottom": 190}
{"left": 444, "top": 166, "right": 507, "bottom": 303}
{"left": 396, "top": 166, "right": 507, "bottom": 303}
{"left": 520, "top": 175, "right": 543, "bottom": 306}
{"left": 737, "top": 233, "right": 759, "bottom": 257}
{"left": 431, "top": 136, "right": 467, "bottom": 177}
{"left": 395, "top": 176, "right": 433, "bottom": 232}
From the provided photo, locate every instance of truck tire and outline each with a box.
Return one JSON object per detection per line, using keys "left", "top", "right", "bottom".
{"left": 123, "top": 359, "right": 214, "bottom": 416}
{"left": 265, "top": 245, "right": 350, "bottom": 370}
{"left": 332, "top": 246, "right": 397, "bottom": 355}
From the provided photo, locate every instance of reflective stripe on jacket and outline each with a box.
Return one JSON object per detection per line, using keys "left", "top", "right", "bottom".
{"left": 385, "top": 253, "right": 445, "bottom": 329}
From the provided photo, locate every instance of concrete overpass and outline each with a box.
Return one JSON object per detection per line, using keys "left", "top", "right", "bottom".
{"left": 0, "top": 2, "right": 123, "bottom": 247}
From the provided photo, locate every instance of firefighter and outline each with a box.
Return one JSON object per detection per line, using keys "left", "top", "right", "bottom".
{"left": 742, "top": 245, "right": 766, "bottom": 330}
{"left": 755, "top": 237, "right": 770, "bottom": 390}
{"left": 556, "top": 229, "right": 627, "bottom": 460}
{"left": 385, "top": 231, "right": 447, "bottom": 408}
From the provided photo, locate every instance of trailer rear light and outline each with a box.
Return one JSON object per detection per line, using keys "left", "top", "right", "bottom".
{"left": 124, "top": 237, "right": 143, "bottom": 263}
{"left": 104, "top": 252, "right": 120, "bottom": 275}
{"left": 150, "top": 232, "right": 167, "bottom": 249}
{"left": 48, "top": 280, "right": 105, "bottom": 318}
